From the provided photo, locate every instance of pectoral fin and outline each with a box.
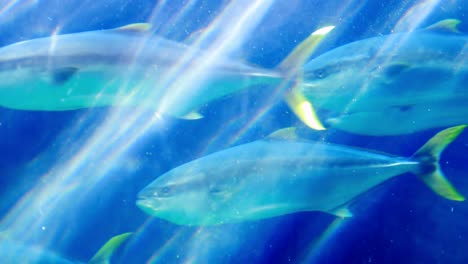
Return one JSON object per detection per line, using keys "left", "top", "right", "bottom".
{"left": 51, "top": 67, "right": 79, "bottom": 85}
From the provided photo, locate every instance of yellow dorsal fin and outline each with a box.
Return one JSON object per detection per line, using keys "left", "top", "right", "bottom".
{"left": 113, "top": 23, "right": 152, "bottom": 33}
{"left": 267, "top": 127, "right": 299, "bottom": 140}
{"left": 425, "top": 19, "right": 461, "bottom": 34}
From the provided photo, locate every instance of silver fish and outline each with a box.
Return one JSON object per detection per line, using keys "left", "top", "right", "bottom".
{"left": 291, "top": 19, "right": 468, "bottom": 135}
{"left": 0, "top": 23, "right": 332, "bottom": 124}
{"left": 137, "top": 125, "right": 465, "bottom": 226}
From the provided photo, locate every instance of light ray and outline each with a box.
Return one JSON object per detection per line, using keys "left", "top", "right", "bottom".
{"left": 0, "top": 0, "right": 276, "bottom": 257}
{"left": 300, "top": 218, "right": 347, "bottom": 263}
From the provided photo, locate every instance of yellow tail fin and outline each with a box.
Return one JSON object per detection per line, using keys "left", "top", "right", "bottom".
{"left": 278, "top": 26, "right": 334, "bottom": 131}
{"left": 411, "top": 125, "right": 466, "bottom": 201}
{"left": 278, "top": 26, "right": 335, "bottom": 72}
{"left": 89, "top": 232, "right": 132, "bottom": 264}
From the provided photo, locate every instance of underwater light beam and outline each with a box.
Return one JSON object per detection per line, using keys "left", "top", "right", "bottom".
{"left": 158, "top": 0, "right": 199, "bottom": 38}
{"left": 0, "top": 0, "right": 37, "bottom": 20}
{"left": 1, "top": 0, "right": 277, "bottom": 252}
{"left": 300, "top": 218, "right": 346, "bottom": 263}
{"left": 156, "top": 0, "right": 274, "bottom": 116}
{"left": 392, "top": 0, "right": 441, "bottom": 33}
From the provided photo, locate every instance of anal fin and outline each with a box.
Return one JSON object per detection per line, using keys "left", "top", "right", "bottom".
{"left": 180, "top": 110, "right": 204, "bottom": 120}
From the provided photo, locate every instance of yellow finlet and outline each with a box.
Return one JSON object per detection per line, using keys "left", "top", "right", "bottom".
{"left": 113, "top": 23, "right": 152, "bottom": 33}
{"left": 267, "top": 127, "right": 299, "bottom": 140}
{"left": 424, "top": 19, "right": 461, "bottom": 34}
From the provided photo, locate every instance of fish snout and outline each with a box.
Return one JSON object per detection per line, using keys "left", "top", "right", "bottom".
{"left": 136, "top": 187, "right": 166, "bottom": 212}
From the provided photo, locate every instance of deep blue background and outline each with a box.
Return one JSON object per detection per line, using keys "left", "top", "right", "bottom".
{"left": 0, "top": 0, "right": 468, "bottom": 263}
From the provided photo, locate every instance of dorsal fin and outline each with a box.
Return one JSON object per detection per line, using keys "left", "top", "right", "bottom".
{"left": 267, "top": 127, "right": 299, "bottom": 140}
{"left": 184, "top": 28, "right": 205, "bottom": 44}
{"left": 112, "top": 23, "right": 152, "bottom": 33}
{"left": 424, "top": 19, "right": 461, "bottom": 34}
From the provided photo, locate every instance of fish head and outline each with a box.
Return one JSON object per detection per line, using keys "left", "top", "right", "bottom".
{"left": 137, "top": 161, "right": 240, "bottom": 226}
{"left": 0, "top": 38, "right": 54, "bottom": 86}
{"left": 298, "top": 35, "right": 417, "bottom": 115}
{"left": 300, "top": 42, "right": 381, "bottom": 112}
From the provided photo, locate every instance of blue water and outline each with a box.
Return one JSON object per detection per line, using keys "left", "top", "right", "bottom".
{"left": 0, "top": 0, "right": 468, "bottom": 263}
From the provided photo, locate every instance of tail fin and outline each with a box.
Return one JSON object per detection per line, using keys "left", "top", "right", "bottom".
{"left": 89, "top": 232, "right": 132, "bottom": 264}
{"left": 277, "top": 26, "right": 334, "bottom": 131}
{"left": 411, "top": 125, "right": 466, "bottom": 201}
{"left": 278, "top": 26, "right": 335, "bottom": 72}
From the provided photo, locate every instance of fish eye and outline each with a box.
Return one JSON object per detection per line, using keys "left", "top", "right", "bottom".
{"left": 161, "top": 187, "right": 171, "bottom": 194}
{"left": 314, "top": 69, "right": 327, "bottom": 79}
{"left": 153, "top": 186, "right": 172, "bottom": 197}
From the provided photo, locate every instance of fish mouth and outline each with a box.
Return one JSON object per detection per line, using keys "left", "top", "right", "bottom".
{"left": 136, "top": 199, "right": 162, "bottom": 215}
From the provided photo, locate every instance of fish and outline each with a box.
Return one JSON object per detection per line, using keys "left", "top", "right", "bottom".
{"left": 0, "top": 22, "right": 332, "bottom": 124}
{"left": 290, "top": 19, "right": 468, "bottom": 135}
{"left": 0, "top": 232, "right": 131, "bottom": 263}
{"left": 136, "top": 125, "right": 466, "bottom": 226}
